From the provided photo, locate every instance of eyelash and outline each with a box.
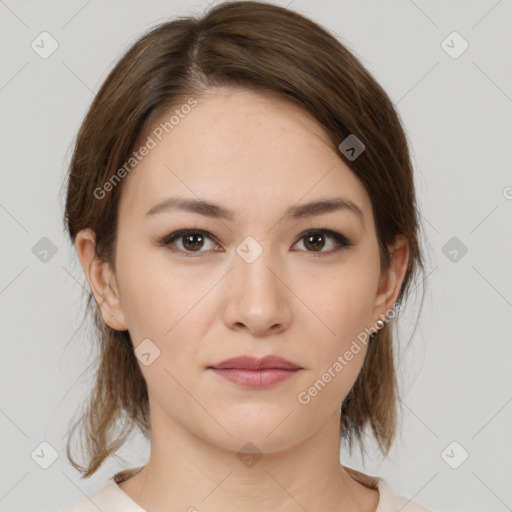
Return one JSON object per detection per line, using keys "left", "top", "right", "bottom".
{"left": 158, "top": 228, "right": 354, "bottom": 259}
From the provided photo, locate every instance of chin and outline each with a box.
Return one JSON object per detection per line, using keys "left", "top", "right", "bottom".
{"left": 201, "top": 417, "right": 306, "bottom": 456}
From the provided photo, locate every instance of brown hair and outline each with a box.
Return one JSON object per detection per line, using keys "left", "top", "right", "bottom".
{"left": 62, "top": 0, "right": 428, "bottom": 485}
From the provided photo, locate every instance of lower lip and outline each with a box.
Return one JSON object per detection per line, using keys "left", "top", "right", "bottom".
{"left": 209, "top": 368, "right": 301, "bottom": 388}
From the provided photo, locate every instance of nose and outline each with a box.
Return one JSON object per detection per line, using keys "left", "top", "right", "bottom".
{"left": 222, "top": 242, "right": 292, "bottom": 337}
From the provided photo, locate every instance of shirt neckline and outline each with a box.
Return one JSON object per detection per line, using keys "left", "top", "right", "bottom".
{"left": 103, "top": 474, "right": 394, "bottom": 511}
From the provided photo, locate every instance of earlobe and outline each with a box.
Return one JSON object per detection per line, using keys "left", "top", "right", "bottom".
{"left": 373, "top": 235, "right": 410, "bottom": 320}
{"left": 74, "top": 228, "right": 128, "bottom": 331}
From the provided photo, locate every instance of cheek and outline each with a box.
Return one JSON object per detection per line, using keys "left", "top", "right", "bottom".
{"left": 115, "top": 248, "right": 211, "bottom": 365}
{"left": 114, "top": 245, "right": 177, "bottom": 340}
{"left": 297, "top": 275, "right": 376, "bottom": 412}
{"left": 310, "top": 259, "right": 379, "bottom": 365}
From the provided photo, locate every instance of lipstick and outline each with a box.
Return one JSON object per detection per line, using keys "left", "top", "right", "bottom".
{"left": 208, "top": 355, "right": 302, "bottom": 388}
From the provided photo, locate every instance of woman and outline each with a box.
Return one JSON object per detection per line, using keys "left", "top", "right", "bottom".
{"left": 60, "top": 1, "right": 431, "bottom": 510}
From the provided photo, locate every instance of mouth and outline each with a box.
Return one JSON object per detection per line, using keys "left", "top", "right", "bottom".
{"left": 208, "top": 367, "right": 301, "bottom": 388}
{"left": 208, "top": 354, "right": 302, "bottom": 371}
{"left": 207, "top": 354, "right": 303, "bottom": 388}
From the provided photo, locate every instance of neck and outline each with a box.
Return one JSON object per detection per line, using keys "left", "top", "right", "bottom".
{"left": 117, "top": 403, "right": 378, "bottom": 512}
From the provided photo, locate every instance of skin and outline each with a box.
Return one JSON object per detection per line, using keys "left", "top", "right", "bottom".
{"left": 75, "top": 86, "right": 409, "bottom": 512}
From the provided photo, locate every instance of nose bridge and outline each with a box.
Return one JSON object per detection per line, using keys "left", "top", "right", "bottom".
{"left": 225, "top": 234, "right": 291, "bottom": 333}
{"left": 235, "top": 234, "right": 280, "bottom": 296}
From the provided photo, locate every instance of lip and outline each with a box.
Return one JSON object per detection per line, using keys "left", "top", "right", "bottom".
{"left": 208, "top": 355, "right": 302, "bottom": 370}
{"left": 210, "top": 368, "right": 301, "bottom": 388}
{"left": 207, "top": 355, "right": 303, "bottom": 389}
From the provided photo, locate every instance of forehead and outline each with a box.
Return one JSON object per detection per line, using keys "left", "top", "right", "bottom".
{"left": 118, "top": 87, "right": 372, "bottom": 225}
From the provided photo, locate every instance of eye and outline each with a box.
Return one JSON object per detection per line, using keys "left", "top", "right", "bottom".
{"left": 160, "top": 229, "right": 221, "bottom": 258}
{"left": 291, "top": 229, "right": 353, "bottom": 257}
{"left": 159, "top": 228, "right": 353, "bottom": 258}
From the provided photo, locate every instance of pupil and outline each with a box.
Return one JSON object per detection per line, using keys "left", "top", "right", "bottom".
{"left": 185, "top": 233, "right": 203, "bottom": 251}
{"left": 306, "top": 233, "right": 324, "bottom": 251}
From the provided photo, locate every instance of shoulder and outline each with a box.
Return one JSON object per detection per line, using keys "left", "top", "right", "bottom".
{"left": 395, "top": 495, "right": 434, "bottom": 511}
{"left": 59, "top": 477, "right": 145, "bottom": 512}
{"left": 59, "top": 480, "right": 112, "bottom": 512}
{"left": 342, "top": 466, "right": 433, "bottom": 512}
{"left": 376, "top": 477, "right": 434, "bottom": 512}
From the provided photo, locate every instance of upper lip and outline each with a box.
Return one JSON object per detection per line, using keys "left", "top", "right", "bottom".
{"left": 208, "top": 355, "right": 302, "bottom": 370}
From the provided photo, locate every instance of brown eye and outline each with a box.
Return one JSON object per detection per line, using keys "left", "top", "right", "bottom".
{"left": 303, "top": 232, "right": 326, "bottom": 251}
{"left": 293, "top": 229, "right": 353, "bottom": 256}
{"left": 161, "top": 229, "right": 220, "bottom": 257}
{"left": 182, "top": 232, "right": 205, "bottom": 251}
{"left": 160, "top": 228, "right": 353, "bottom": 259}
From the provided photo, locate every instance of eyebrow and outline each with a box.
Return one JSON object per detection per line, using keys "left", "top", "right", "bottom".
{"left": 145, "top": 196, "right": 364, "bottom": 226}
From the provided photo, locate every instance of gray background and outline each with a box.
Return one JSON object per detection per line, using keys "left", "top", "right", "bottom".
{"left": 1, "top": 0, "right": 511, "bottom": 511}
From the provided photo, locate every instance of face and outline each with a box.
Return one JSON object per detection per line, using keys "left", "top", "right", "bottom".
{"left": 80, "top": 87, "right": 405, "bottom": 454}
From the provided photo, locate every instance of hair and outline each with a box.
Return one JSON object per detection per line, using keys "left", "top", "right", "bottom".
{"left": 62, "top": 0, "right": 428, "bottom": 488}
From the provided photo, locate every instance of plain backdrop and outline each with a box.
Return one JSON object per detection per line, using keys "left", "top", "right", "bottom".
{"left": 0, "top": 1, "right": 511, "bottom": 511}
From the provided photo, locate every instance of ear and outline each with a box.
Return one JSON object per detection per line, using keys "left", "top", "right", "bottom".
{"left": 74, "top": 228, "right": 128, "bottom": 331}
{"left": 372, "top": 235, "right": 410, "bottom": 322}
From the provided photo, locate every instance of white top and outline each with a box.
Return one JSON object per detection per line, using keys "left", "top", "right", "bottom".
{"left": 60, "top": 473, "right": 433, "bottom": 512}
